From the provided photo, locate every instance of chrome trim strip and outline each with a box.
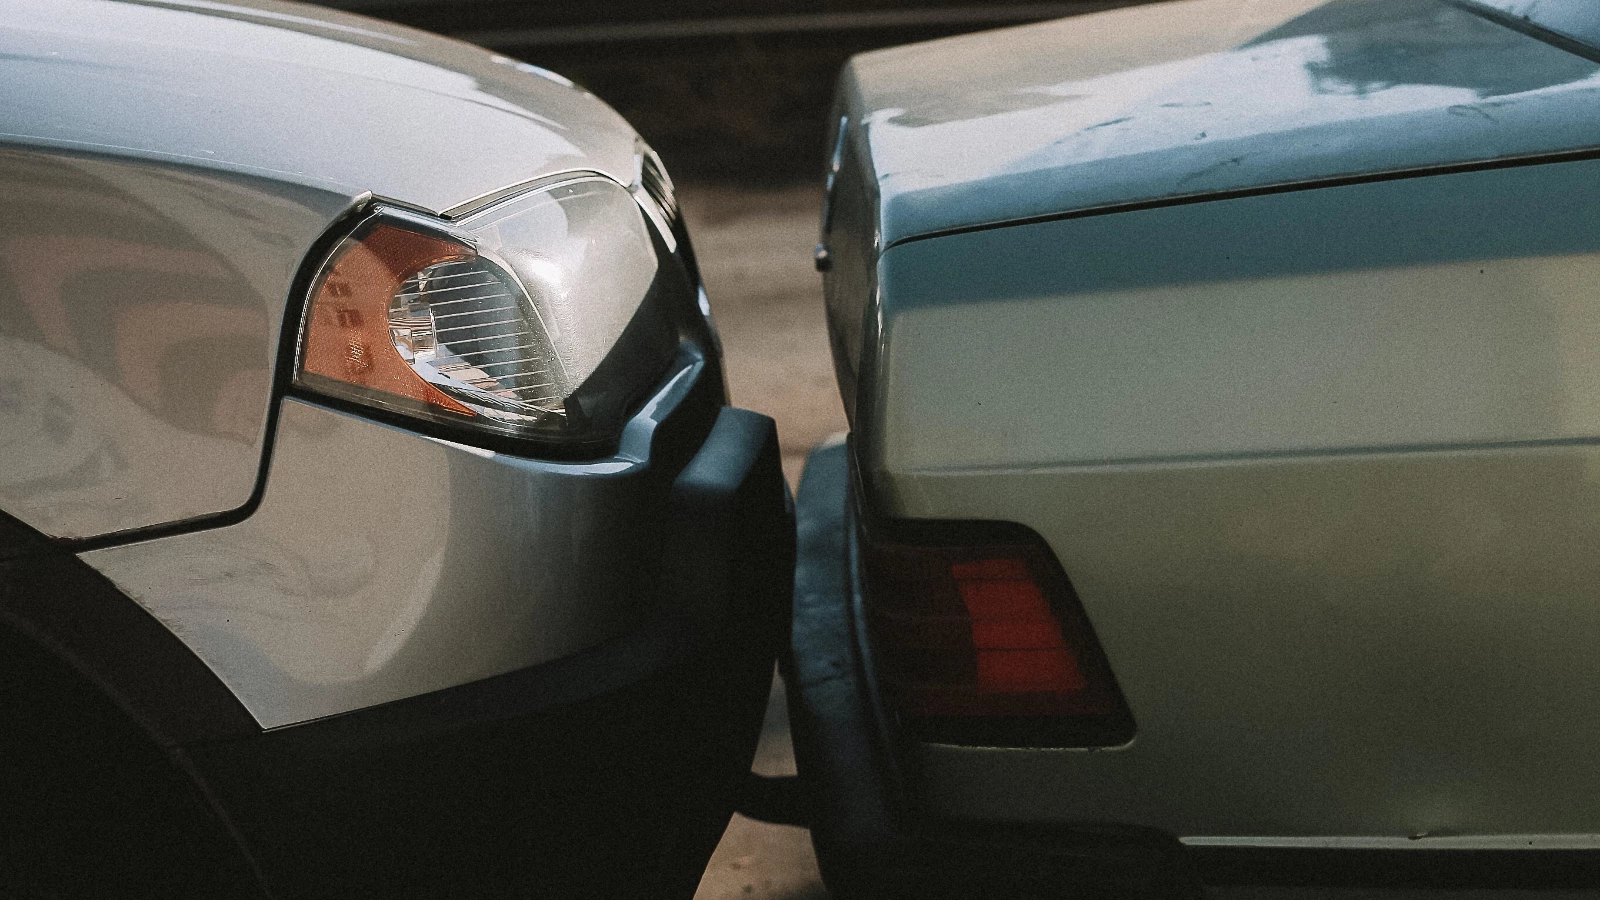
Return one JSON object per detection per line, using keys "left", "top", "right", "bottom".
{"left": 437, "top": 170, "right": 603, "bottom": 221}
{"left": 1183, "top": 835, "right": 1600, "bottom": 851}
{"left": 439, "top": 168, "right": 679, "bottom": 252}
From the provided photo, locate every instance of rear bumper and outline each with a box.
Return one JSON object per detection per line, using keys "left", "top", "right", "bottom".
{"left": 787, "top": 440, "right": 1199, "bottom": 900}
{"left": 789, "top": 439, "right": 1600, "bottom": 895}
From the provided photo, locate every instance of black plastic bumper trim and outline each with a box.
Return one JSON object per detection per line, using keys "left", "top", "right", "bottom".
{"left": 178, "top": 406, "right": 794, "bottom": 899}
{"left": 787, "top": 441, "right": 1201, "bottom": 899}
{"left": 1193, "top": 845, "right": 1600, "bottom": 889}
{"left": 215, "top": 405, "right": 790, "bottom": 754}
{"left": 0, "top": 512, "right": 259, "bottom": 747}
{"left": 790, "top": 441, "right": 1600, "bottom": 895}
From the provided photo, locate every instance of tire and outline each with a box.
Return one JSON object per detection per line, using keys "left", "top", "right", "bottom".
{"left": 0, "top": 626, "right": 263, "bottom": 900}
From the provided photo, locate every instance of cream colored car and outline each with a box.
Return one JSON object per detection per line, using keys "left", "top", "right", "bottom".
{"left": 789, "top": 0, "right": 1600, "bottom": 895}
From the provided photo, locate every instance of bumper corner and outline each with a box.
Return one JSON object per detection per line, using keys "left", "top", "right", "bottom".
{"left": 786, "top": 439, "right": 1201, "bottom": 900}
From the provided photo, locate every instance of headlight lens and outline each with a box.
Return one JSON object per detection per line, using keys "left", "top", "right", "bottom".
{"left": 295, "top": 175, "right": 691, "bottom": 452}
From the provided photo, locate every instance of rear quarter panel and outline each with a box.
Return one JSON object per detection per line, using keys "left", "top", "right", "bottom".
{"left": 867, "top": 160, "right": 1600, "bottom": 480}
{"left": 860, "top": 158, "right": 1600, "bottom": 840}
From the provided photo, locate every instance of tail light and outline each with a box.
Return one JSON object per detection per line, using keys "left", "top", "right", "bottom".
{"left": 860, "top": 521, "right": 1134, "bottom": 748}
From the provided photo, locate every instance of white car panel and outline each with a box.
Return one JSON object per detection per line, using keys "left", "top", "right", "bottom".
{"left": 852, "top": 151, "right": 1600, "bottom": 842}
{"left": 0, "top": 0, "right": 653, "bottom": 541}
{"left": 838, "top": 0, "right": 1600, "bottom": 247}
{"left": 900, "top": 439, "right": 1600, "bottom": 839}
{"left": 819, "top": 0, "right": 1600, "bottom": 852}
{"left": 867, "top": 160, "right": 1600, "bottom": 479}
{"left": 0, "top": 149, "right": 350, "bottom": 539}
{"left": 0, "top": 0, "right": 639, "bottom": 215}
{"left": 81, "top": 356, "right": 703, "bottom": 728}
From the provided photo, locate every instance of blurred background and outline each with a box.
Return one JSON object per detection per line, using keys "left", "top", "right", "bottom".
{"left": 312, "top": 0, "right": 1144, "bottom": 183}
{"left": 303, "top": 3, "right": 1152, "bottom": 896}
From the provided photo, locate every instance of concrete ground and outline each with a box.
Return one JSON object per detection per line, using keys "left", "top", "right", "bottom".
{"left": 679, "top": 183, "right": 838, "bottom": 900}
{"left": 695, "top": 673, "right": 828, "bottom": 900}
{"left": 679, "top": 183, "right": 847, "bottom": 489}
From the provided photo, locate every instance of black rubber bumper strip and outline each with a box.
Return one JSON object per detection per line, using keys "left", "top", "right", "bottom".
{"left": 176, "top": 406, "right": 794, "bottom": 900}
{"left": 785, "top": 441, "right": 1204, "bottom": 900}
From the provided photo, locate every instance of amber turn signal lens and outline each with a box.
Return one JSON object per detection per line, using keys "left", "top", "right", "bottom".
{"left": 301, "top": 223, "right": 474, "bottom": 416}
{"left": 295, "top": 178, "right": 690, "bottom": 452}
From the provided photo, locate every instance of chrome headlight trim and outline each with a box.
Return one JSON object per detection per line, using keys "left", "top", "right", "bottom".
{"left": 292, "top": 173, "right": 695, "bottom": 457}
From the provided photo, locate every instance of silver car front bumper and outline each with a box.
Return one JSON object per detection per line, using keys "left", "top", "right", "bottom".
{"left": 10, "top": 346, "right": 793, "bottom": 899}
{"left": 79, "top": 346, "right": 768, "bottom": 728}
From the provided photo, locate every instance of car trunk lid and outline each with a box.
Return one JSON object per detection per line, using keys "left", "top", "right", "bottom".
{"left": 842, "top": 0, "right": 1600, "bottom": 247}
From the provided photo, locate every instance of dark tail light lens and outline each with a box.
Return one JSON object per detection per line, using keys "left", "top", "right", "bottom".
{"left": 860, "top": 523, "right": 1134, "bottom": 747}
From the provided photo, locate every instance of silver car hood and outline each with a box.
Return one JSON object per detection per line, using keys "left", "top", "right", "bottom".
{"left": 844, "top": 0, "right": 1600, "bottom": 246}
{"left": 0, "top": 0, "right": 640, "bottom": 213}
{"left": 0, "top": 0, "right": 643, "bottom": 542}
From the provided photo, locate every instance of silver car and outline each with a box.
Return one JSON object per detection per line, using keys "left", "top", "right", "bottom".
{"left": 0, "top": 1, "right": 790, "bottom": 897}
{"left": 792, "top": 0, "right": 1600, "bottom": 895}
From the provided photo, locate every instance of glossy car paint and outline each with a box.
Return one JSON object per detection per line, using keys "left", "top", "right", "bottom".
{"left": 82, "top": 354, "right": 707, "bottom": 728}
{"left": 0, "top": 0, "right": 642, "bottom": 540}
{"left": 1, "top": 0, "right": 638, "bottom": 215}
{"left": 839, "top": 0, "right": 1600, "bottom": 247}
{"left": 1472, "top": 0, "right": 1600, "bottom": 50}
{"left": 868, "top": 160, "right": 1600, "bottom": 476}
{"left": 0, "top": 150, "right": 349, "bottom": 540}
{"left": 824, "top": 0, "right": 1600, "bottom": 849}
{"left": 822, "top": 0, "right": 1600, "bottom": 417}
{"left": 0, "top": 150, "right": 353, "bottom": 538}
{"left": 0, "top": 1, "right": 788, "bottom": 893}
{"left": 2, "top": 0, "right": 741, "bottom": 732}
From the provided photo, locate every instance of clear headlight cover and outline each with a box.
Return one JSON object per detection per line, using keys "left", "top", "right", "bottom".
{"left": 295, "top": 176, "right": 689, "bottom": 453}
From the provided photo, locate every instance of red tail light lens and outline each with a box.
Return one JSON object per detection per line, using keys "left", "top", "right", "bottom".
{"left": 860, "top": 523, "right": 1134, "bottom": 747}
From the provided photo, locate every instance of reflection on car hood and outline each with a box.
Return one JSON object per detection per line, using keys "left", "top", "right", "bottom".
{"left": 0, "top": 0, "right": 639, "bottom": 213}
{"left": 846, "top": 0, "right": 1600, "bottom": 246}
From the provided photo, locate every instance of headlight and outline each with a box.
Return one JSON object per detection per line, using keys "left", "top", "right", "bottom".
{"left": 294, "top": 174, "right": 693, "bottom": 454}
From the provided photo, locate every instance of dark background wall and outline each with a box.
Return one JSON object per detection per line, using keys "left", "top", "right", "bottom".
{"left": 312, "top": 1, "right": 1150, "bottom": 183}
